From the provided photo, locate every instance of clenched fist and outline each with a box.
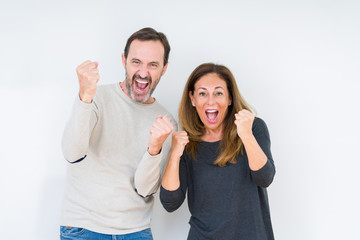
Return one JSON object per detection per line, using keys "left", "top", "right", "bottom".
{"left": 171, "top": 131, "right": 189, "bottom": 159}
{"left": 234, "top": 109, "right": 255, "bottom": 140}
{"left": 148, "top": 116, "right": 174, "bottom": 156}
{"left": 76, "top": 60, "right": 100, "bottom": 103}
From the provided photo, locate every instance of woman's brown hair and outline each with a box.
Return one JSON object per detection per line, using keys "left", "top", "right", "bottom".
{"left": 179, "top": 63, "right": 253, "bottom": 167}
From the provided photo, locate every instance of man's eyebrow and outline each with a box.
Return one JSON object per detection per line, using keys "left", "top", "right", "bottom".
{"left": 130, "top": 58, "right": 160, "bottom": 65}
{"left": 131, "top": 58, "right": 141, "bottom": 62}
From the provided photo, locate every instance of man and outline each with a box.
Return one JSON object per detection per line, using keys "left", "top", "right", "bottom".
{"left": 60, "top": 27, "right": 177, "bottom": 240}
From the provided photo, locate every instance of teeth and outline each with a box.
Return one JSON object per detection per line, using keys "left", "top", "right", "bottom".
{"left": 206, "top": 110, "right": 218, "bottom": 113}
{"left": 136, "top": 79, "right": 148, "bottom": 84}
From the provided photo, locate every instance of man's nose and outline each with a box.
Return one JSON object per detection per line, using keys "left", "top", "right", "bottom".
{"left": 138, "top": 65, "right": 149, "bottom": 78}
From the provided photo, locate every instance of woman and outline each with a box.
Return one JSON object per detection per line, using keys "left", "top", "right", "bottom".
{"left": 160, "top": 63, "right": 276, "bottom": 239}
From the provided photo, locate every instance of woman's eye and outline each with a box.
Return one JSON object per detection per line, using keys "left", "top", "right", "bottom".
{"left": 216, "top": 92, "right": 223, "bottom": 96}
{"left": 199, "top": 92, "right": 206, "bottom": 96}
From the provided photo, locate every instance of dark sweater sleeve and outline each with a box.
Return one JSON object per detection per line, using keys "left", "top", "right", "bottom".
{"left": 249, "top": 118, "right": 276, "bottom": 188}
{"left": 160, "top": 154, "right": 188, "bottom": 212}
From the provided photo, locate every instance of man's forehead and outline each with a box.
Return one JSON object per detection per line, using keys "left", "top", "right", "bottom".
{"left": 127, "top": 39, "right": 164, "bottom": 62}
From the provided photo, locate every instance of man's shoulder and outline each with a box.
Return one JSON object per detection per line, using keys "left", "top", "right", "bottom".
{"left": 89, "top": 83, "right": 122, "bottom": 111}
{"left": 153, "top": 101, "right": 173, "bottom": 116}
{"left": 93, "top": 83, "right": 119, "bottom": 100}
{"left": 96, "top": 82, "right": 118, "bottom": 93}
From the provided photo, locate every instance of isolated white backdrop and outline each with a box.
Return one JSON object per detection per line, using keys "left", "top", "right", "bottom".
{"left": 1, "top": 0, "right": 359, "bottom": 239}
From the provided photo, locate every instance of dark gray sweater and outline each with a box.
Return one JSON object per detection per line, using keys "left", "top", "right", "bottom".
{"left": 160, "top": 118, "right": 275, "bottom": 240}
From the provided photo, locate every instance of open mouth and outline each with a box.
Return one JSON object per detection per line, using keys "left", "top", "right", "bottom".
{"left": 205, "top": 109, "right": 219, "bottom": 123}
{"left": 134, "top": 79, "right": 150, "bottom": 94}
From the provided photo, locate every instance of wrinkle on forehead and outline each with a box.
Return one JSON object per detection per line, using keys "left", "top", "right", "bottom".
{"left": 127, "top": 40, "right": 164, "bottom": 65}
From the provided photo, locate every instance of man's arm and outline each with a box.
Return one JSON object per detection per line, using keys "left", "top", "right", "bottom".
{"left": 61, "top": 60, "right": 100, "bottom": 163}
{"left": 134, "top": 116, "right": 174, "bottom": 197}
{"left": 61, "top": 98, "right": 98, "bottom": 163}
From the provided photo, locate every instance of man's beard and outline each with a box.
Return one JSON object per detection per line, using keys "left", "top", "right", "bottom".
{"left": 125, "top": 71, "right": 161, "bottom": 103}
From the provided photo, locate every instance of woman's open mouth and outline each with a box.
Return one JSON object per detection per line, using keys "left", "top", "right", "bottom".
{"left": 205, "top": 109, "right": 219, "bottom": 123}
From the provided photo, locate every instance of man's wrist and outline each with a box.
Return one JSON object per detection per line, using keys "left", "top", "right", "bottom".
{"left": 148, "top": 146, "right": 162, "bottom": 156}
{"left": 79, "top": 91, "right": 93, "bottom": 104}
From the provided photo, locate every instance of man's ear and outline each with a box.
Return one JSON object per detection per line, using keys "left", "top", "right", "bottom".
{"left": 121, "top": 53, "right": 126, "bottom": 68}
{"left": 161, "top": 63, "right": 169, "bottom": 76}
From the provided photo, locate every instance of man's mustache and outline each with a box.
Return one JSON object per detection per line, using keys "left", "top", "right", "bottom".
{"left": 133, "top": 74, "right": 151, "bottom": 82}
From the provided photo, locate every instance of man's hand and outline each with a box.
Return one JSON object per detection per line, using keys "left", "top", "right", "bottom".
{"left": 148, "top": 116, "right": 174, "bottom": 155}
{"left": 76, "top": 60, "right": 99, "bottom": 103}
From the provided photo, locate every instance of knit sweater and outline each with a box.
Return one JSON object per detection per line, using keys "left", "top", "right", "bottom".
{"left": 60, "top": 83, "right": 177, "bottom": 235}
{"left": 160, "top": 117, "right": 275, "bottom": 240}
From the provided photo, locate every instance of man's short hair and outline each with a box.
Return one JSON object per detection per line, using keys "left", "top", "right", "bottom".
{"left": 124, "top": 27, "right": 171, "bottom": 66}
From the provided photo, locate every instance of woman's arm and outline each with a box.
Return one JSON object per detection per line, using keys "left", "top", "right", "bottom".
{"left": 160, "top": 131, "right": 189, "bottom": 212}
{"left": 235, "top": 111, "right": 275, "bottom": 187}
{"left": 161, "top": 131, "right": 189, "bottom": 190}
{"left": 242, "top": 134, "right": 268, "bottom": 171}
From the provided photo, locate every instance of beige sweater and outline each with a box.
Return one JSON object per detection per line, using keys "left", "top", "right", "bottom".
{"left": 60, "top": 83, "right": 177, "bottom": 234}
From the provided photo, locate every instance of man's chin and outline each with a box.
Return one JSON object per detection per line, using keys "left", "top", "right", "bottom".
{"left": 131, "top": 92, "right": 151, "bottom": 103}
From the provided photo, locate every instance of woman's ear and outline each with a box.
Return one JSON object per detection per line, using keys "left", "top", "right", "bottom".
{"left": 189, "top": 91, "right": 195, "bottom": 107}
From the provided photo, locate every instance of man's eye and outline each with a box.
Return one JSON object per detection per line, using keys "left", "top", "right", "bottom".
{"left": 133, "top": 61, "right": 140, "bottom": 64}
{"left": 150, "top": 63, "right": 158, "bottom": 68}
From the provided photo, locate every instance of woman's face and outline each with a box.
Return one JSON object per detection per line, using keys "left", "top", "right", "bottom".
{"left": 190, "top": 73, "right": 231, "bottom": 133}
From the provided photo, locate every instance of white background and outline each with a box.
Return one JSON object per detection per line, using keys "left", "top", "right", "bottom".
{"left": 1, "top": 0, "right": 359, "bottom": 239}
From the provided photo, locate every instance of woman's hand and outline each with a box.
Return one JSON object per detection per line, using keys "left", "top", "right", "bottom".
{"left": 170, "top": 131, "right": 189, "bottom": 159}
{"left": 234, "top": 109, "right": 255, "bottom": 140}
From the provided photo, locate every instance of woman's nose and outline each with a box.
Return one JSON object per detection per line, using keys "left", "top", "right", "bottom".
{"left": 207, "top": 95, "right": 215, "bottom": 105}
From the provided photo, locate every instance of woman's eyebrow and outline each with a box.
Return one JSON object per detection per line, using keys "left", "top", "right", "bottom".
{"left": 196, "top": 86, "right": 224, "bottom": 90}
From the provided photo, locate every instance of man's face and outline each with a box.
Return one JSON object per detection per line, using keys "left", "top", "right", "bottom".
{"left": 122, "top": 39, "right": 168, "bottom": 104}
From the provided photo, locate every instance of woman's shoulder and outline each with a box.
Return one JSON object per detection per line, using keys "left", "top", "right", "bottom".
{"left": 252, "top": 117, "right": 270, "bottom": 135}
{"left": 253, "top": 116, "right": 267, "bottom": 127}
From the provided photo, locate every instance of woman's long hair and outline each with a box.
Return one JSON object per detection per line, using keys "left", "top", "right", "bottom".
{"left": 178, "top": 63, "right": 253, "bottom": 167}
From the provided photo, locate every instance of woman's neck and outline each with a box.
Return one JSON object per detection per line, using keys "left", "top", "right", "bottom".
{"left": 202, "top": 127, "right": 223, "bottom": 142}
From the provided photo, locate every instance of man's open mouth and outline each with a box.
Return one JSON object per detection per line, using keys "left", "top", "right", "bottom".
{"left": 205, "top": 109, "right": 219, "bottom": 123}
{"left": 134, "top": 79, "right": 150, "bottom": 94}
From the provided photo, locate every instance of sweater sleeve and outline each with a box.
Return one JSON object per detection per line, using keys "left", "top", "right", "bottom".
{"left": 249, "top": 118, "right": 276, "bottom": 188}
{"left": 61, "top": 97, "right": 98, "bottom": 163}
{"left": 160, "top": 153, "right": 187, "bottom": 212}
{"left": 134, "top": 150, "right": 163, "bottom": 197}
{"left": 134, "top": 116, "right": 179, "bottom": 198}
